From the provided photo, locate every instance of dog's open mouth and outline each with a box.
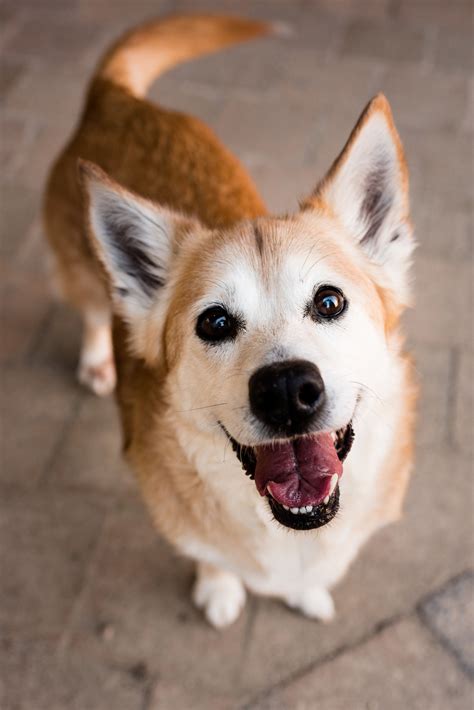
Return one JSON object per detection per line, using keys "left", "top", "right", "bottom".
{"left": 222, "top": 424, "right": 354, "bottom": 531}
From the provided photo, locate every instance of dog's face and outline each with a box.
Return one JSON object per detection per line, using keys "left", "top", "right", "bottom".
{"left": 83, "top": 95, "right": 414, "bottom": 531}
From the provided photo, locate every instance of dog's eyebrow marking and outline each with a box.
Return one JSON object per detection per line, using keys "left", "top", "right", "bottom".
{"left": 359, "top": 158, "right": 393, "bottom": 245}
{"left": 254, "top": 224, "right": 264, "bottom": 257}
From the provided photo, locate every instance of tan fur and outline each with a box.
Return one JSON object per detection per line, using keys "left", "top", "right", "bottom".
{"left": 97, "top": 14, "right": 271, "bottom": 98}
{"left": 44, "top": 14, "right": 416, "bottom": 626}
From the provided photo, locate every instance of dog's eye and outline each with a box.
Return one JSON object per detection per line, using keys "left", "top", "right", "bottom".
{"left": 196, "top": 306, "right": 239, "bottom": 343}
{"left": 312, "top": 286, "right": 346, "bottom": 319}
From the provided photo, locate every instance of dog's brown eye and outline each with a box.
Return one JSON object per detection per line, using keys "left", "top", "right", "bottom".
{"left": 313, "top": 286, "right": 346, "bottom": 319}
{"left": 196, "top": 306, "right": 240, "bottom": 343}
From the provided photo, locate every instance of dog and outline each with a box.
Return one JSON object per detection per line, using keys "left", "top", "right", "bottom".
{"left": 44, "top": 14, "right": 416, "bottom": 628}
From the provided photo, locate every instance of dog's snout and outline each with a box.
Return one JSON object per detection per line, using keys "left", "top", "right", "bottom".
{"left": 249, "top": 359, "right": 325, "bottom": 433}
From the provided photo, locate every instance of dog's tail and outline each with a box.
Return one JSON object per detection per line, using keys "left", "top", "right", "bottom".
{"left": 95, "top": 14, "right": 274, "bottom": 98}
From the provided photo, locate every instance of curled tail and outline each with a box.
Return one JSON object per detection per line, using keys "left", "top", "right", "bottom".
{"left": 95, "top": 14, "right": 273, "bottom": 98}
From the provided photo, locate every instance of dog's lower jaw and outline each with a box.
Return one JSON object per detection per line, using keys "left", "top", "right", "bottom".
{"left": 267, "top": 485, "right": 340, "bottom": 530}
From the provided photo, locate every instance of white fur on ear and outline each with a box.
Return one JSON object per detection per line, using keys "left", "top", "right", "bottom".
{"left": 307, "top": 95, "right": 414, "bottom": 300}
{"left": 79, "top": 161, "right": 201, "bottom": 361}
{"left": 81, "top": 162, "right": 182, "bottom": 321}
{"left": 81, "top": 162, "right": 175, "bottom": 321}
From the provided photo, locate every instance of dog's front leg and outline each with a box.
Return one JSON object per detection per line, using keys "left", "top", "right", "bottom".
{"left": 284, "top": 586, "right": 335, "bottom": 622}
{"left": 192, "top": 561, "right": 246, "bottom": 629}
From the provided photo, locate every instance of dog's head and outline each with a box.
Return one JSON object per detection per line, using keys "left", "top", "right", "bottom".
{"left": 82, "top": 95, "right": 414, "bottom": 531}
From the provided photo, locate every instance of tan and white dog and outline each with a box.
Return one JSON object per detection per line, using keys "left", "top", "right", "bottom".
{"left": 44, "top": 15, "right": 416, "bottom": 628}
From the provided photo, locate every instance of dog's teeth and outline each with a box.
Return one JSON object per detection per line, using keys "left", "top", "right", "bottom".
{"left": 329, "top": 473, "right": 338, "bottom": 497}
{"left": 323, "top": 495, "right": 330, "bottom": 505}
{"left": 286, "top": 505, "right": 315, "bottom": 515}
{"left": 331, "top": 431, "right": 337, "bottom": 442}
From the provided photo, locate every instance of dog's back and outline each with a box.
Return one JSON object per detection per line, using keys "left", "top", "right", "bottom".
{"left": 45, "top": 14, "right": 271, "bottom": 220}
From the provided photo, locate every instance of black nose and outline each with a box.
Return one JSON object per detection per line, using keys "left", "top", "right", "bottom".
{"left": 249, "top": 359, "right": 325, "bottom": 434}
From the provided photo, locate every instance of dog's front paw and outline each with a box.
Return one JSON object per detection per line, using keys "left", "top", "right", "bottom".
{"left": 286, "top": 586, "right": 335, "bottom": 622}
{"left": 77, "top": 358, "right": 116, "bottom": 397}
{"left": 192, "top": 565, "right": 246, "bottom": 629}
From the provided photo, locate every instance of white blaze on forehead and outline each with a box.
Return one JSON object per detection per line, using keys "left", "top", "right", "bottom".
{"left": 192, "top": 231, "right": 354, "bottom": 330}
{"left": 192, "top": 253, "right": 262, "bottom": 321}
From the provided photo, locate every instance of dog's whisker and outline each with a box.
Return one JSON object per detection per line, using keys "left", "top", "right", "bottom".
{"left": 349, "top": 380, "right": 384, "bottom": 405}
{"left": 303, "top": 250, "right": 341, "bottom": 281}
{"left": 299, "top": 243, "right": 317, "bottom": 280}
{"left": 175, "top": 402, "right": 228, "bottom": 413}
{"left": 221, "top": 427, "right": 235, "bottom": 464}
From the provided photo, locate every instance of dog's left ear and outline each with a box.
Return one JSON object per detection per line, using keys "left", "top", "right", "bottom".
{"left": 303, "top": 94, "right": 414, "bottom": 299}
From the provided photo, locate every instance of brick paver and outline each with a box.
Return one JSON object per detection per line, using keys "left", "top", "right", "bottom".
{"left": 248, "top": 617, "right": 473, "bottom": 710}
{"left": 419, "top": 572, "right": 474, "bottom": 678}
{"left": 0, "top": 1, "right": 472, "bottom": 709}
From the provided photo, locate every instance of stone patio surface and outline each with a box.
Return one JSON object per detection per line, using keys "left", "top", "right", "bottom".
{"left": 1, "top": 1, "right": 473, "bottom": 708}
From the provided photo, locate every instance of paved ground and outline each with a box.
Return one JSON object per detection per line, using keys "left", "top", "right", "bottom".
{"left": 1, "top": 0, "right": 473, "bottom": 708}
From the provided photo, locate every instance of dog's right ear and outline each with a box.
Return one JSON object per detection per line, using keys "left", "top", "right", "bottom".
{"left": 79, "top": 161, "right": 195, "bottom": 322}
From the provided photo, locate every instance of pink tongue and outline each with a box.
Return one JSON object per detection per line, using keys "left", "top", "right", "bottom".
{"left": 254, "top": 434, "right": 342, "bottom": 508}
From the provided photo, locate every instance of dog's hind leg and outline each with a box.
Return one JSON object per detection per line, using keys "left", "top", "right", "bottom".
{"left": 192, "top": 561, "right": 246, "bottom": 629}
{"left": 77, "top": 308, "right": 116, "bottom": 396}
{"left": 50, "top": 251, "right": 116, "bottom": 396}
{"left": 43, "top": 148, "right": 117, "bottom": 395}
